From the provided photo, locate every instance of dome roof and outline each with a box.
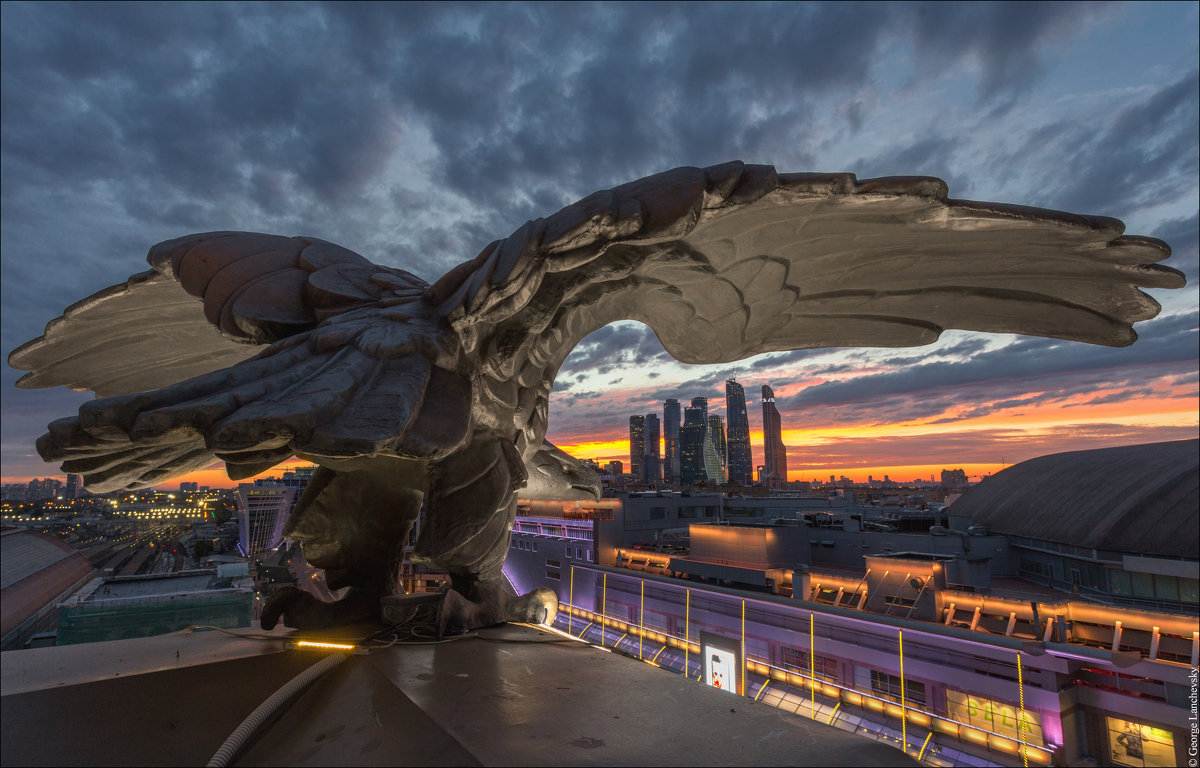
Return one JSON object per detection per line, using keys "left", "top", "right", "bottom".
{"left": 952, "top": 439, "right": 1199, "bottom": 559}
{"left": 1, "top": 529, "right": 93, "bottom": 639}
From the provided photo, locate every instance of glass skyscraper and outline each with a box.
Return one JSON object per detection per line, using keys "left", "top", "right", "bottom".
{"left": 724, "top": 379, "right": 753, "bottom": 485}
{"left": 705, "top": 414, "right": 726, "bottom": 483}
{"left": 761, "top": 384, "right": 788, "bottom": 488}
{"left": 628, "top": 415, "right": 645, "bottom": 481}
{"left": 643, "top": 413, "right": 661, "bottom": 483}
{"left": 663, "top": 399, "right": 681, "bottom": 482}
{"left": 679, "top": 405, "right": 708, "bottom": 485}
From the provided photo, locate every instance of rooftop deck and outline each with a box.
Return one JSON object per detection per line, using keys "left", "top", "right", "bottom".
{"left": 2, "top": 622, "right": 916, "bottom": 766}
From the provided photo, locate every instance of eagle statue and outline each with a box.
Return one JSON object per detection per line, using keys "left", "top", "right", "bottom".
{"left": 8, "top": 162, "right": 1184, "bottom": 632}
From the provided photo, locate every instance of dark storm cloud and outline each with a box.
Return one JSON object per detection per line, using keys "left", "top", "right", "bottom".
{"left": 898, "top": 2, "right": 1110, "bottom": 103}
{"left": 559, "top": 323, "right": 672, "bottom": 375}
{"left": 1153, "top": 211, "right": 1200, "bottom": 286}
{"left": 873, "top": 336, "right": 993, "bottom": 368}
{"left": 782, "top": 312, "right": 1197, "bottom": 411}
{"left": 0, "top": 387, "right": 95, "bottom": 476}
{"left": 1001, "top": 69, "right": 1200, "bottom": 216}
{"left": 750, "top": 348, "right": 835, "bottom": 370}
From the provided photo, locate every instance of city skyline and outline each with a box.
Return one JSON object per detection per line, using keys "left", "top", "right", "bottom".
{"left": 2, "top": 4, "right": 1196, "bottom": 489}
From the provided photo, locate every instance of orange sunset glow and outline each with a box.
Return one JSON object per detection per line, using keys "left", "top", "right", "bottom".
{"left": 542, "top": 379, "right": 1198, "bottom": 484}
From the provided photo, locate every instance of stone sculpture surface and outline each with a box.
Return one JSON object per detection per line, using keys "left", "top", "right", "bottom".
{"left": 9, "top": 162, "right": 1184, "bottom": 631}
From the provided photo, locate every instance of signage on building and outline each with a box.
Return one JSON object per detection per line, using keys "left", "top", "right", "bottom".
{"left": 701, "top": 630, "right": 743, "bottom": 696}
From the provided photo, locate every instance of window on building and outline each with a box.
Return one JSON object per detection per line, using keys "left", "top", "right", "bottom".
{"left": 1131, "top": 572, "right": 1154, "bottom": 599}
{"left": 649, "top": 507, "right": 665, "bottom": 520}
{"left": 546, "top": 569, "right": 560, "bottom": 581}
{"left": 532, "top": 542, "right": 538, "bottom": 552}
{"left": 679, "top": 507, "right": 697, "bottom": 518}
{"left": 869, "top": 670, "right": 925, "bottom": 705}
{"left": 746, "top": 636, "right": 769, "bottom": 660}
{"left": 946, "top": 690, "right": 1042, "bottom": 744}
{"left": 1083, "top": 562, "right": 1105, "bottom": 590}
{"left": 1109, "top": 569, "right": 1132, "bottom": 596}
{"left": 1180, "top": 578, "right": 1199, "bottom": 604}
{"left": 643, "top": 609, "right": 669, "bottom": 630}
{"left": 546, "top": 558, "right": 560, "bottom": 568}
{"left": 782, "top": 647, "right": 839, "bottom": 681}
{"left": 704, "top": 506, "right": 717, "bottom": 517}
{"left": 1105, "top": 717, "right": 1175, "bottom": 768}
{"left": 1153, "top": 574, "right": 1179, "bottom": 602}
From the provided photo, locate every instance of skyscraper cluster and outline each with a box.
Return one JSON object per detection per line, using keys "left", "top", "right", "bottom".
{"left": 627, "top": 378, "right": 780, "bottom": 487}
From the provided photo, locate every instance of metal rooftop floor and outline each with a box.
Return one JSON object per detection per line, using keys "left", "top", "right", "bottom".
{"left": 2, "top": 622, "right": 915, "bottom": 766}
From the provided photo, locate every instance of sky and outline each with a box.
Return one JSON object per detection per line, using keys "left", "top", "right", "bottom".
{"left": 1, "top": 2, "right": 1196, "bottom": 488}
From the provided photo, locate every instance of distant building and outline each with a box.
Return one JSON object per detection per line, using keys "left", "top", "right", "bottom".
{"left": 725, "top": 379, "right": 753, "bottom": 485}
{"left": 760, "top": 385, "right": 788, "bottom": 488}
{"left": 56, "top": 571, "right": 252, "bottom": 646}
{"left": 18, "top": 478, "right": 64, "bottom": 501}
{"left": 236, "top": 484, "right": 297, "bottom": 557}
{"left": 278, "top": 465, "right": 317, "bottom": 489}
{"left": 705, "top": 414, "right": 726, "bottom": 483}
{"left": 604, "top": 460, "right": 623, "bottom": 476}
{"left": 628, "top": 415, "right": 645, "bottom": 483}
{"left": 663, "top": 399, "right": 681, "bottom": 482}
{"left": 643, "top": 413, "right": 662, "bottom": 484}
{"left": 65, "top": 474, "right": 83, "bottom": 499}
{"left": 941, "top": 468, "right": 969, "bottom": 491}
{"left": 1, "top": 529, "right": 93, "bottom": 650}
{"left": 953, "top": 438, "right": 1199, "bottom": 611}
{"left": 680, "top": 406, "right": 708, "bottom": 485}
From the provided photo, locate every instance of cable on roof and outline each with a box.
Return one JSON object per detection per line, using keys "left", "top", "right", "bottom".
{"left": 205, "top": 652, "right": 347, "bottom": 768}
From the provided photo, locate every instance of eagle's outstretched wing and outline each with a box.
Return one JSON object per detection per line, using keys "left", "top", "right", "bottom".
{"left": 10, "top": 232, "right": 469, "bottom": 491}
{"left": 9, "top": 232, "right": 406, "bottom": 396}
{"left": 430, "top": 162, "right": 1183, "bottom": 451}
